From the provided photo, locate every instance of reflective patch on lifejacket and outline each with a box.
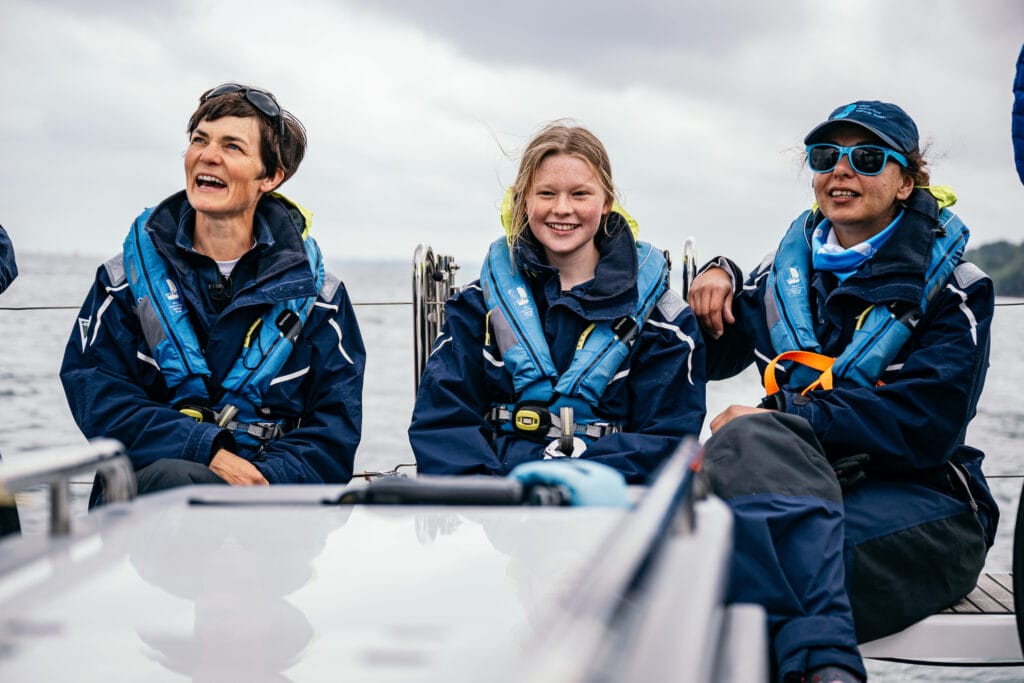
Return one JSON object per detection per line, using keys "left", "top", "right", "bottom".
{"left": 103, "top": 253, "right": 126, "bottom": 286}
{"left": 488, "top": 306, "right": 519, "bottom": 356}
{"left": 765, "top": 285, "right": 782, "bottom": 331}
{"left": 656, "top": 289, "right": 686, "bottom": 322}
{"left": 319, "top": 271, "right": 341, "bottom": 302}
{"left": 755, "top": 249, "right": 776, "bottom": 277}
{"left": 953, "top": 262, "right": 986, "bottom": 290}
{"left": 136, "top": 297, "right": 168, "bottom": 352}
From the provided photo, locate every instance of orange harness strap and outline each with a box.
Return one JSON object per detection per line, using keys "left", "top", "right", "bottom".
{"left": 763, "top": 350, "right": 836, "bottom": 396}
{"left": 764, "top": 349, "right": 887, "bottom": 396}
{"left": 764, "top": 306, "right": 888, "bottom": 396}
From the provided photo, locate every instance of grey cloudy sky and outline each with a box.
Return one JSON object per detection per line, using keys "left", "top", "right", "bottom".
{"left": 2, "top": 0, "right": 1022, "bottom": 276}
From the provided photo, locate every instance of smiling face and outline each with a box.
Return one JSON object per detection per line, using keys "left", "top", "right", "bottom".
{"left": 811, "top": 124, "right": 914, "bottom": 246}
{"left": 184, "top": 115, "right": 284, "bottom": 226}
{"left": 526, "top": 152, "right": 611, "bottom": 277}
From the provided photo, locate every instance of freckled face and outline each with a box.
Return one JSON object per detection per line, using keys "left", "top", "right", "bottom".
{"left": 526, "top": 153, "right": 611, "bottom": 267}
{"left": 811, "top": 125, "right": 914, "bottom": 245}
{"left": 184, "top": 116, "right": 282, "bottom": 222}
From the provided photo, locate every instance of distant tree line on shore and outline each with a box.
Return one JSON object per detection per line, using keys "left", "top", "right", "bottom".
{"left": 966, "top": 240, "right": 1024, "bottom": 297}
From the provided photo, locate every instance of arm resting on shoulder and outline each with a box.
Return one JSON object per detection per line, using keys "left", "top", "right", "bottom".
{"left": 693, "top": 256, "right": 766, "bottom": 381}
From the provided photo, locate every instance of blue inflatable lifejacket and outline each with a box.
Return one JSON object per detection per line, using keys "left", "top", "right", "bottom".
{"left": 121, "top": 196, "right": 326, "bottom": 448}
{"left": 764, "top": 205, "right": 968, "bottom": 393}
{"left": 480, "top": 236, "right": 670, "bottom": 442}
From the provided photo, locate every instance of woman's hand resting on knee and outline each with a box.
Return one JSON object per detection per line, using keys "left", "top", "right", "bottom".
{"left": 710, "top": 405, "right": 772, "bottom": 433}
{"left": 210, "top": 449, "right": 270, "bottom": 486}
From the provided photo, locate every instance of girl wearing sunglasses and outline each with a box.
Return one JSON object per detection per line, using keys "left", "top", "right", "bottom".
{"left": 688, "top": 101, "right": 996, "bottom": 683}
{"left": 60, "top": 85, "right": 366, "bottom": 498}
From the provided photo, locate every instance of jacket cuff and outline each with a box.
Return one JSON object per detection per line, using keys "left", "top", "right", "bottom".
{"left": 775, "top": 391, "right": 820, "bottom": 432}
{"left": 210, "top": 430, "right": 237, "bottom": 459}
{"left": 697, "top": 256, "right": 743, "bottom": 295}
{"left": 183, "top": 422, "right": 227, "bottom": 466}
{"left": 759, "top": 391, "right": 787, "bottom": 412}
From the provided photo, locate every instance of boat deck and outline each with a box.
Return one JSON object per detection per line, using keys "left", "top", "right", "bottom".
{"left": 946, "top": 573, "right": 1014, "bottom": 615}
{"left": 861, "top": 572, "right": 1021, "bottom": 663}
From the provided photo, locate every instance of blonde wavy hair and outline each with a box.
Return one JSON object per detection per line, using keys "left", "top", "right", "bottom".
{"left": 505, "top": 121, "right": 616, "bottom": 251}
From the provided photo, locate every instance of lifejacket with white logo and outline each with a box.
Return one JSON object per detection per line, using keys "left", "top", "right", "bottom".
{"left": 480, "top": 235, "right": 670, "bottom": 442}
{"left": 119, "top": 195, "right": 326, "bottom": 448}
{"left": 763, "top": 201, "right": 969, "bottom": 394}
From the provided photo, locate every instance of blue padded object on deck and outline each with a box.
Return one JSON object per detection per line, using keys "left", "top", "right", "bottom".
{"left": 509, "top": 459, "right": 631, "bottom": 508}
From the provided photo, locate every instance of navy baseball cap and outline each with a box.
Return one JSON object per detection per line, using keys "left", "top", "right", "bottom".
{"left": 804, "top": 100, "right": 919, "bottom": 154}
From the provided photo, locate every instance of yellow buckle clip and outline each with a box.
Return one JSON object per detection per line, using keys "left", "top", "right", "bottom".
{"left": 514, "top": 408, "right": 543, "bottom": 432}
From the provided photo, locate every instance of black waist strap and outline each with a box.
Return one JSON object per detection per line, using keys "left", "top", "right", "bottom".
{"left": 487, "top": 405, "right": 620, "bottom": 440}
{"left": 224, "top": 421, "right": 285, "bottom": 442}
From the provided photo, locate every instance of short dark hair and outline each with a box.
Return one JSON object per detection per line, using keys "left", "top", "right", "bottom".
{"left": 903, "top": 147, "right": 931, "bottom": 187}
{"left": 187, "top": 87, "right": 307, "bottom": 185}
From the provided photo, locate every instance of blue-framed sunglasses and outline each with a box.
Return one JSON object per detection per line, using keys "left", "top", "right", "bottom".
{"left": 203, "top": 83, "right": 285, "bottom": 143}
{"left": 806, "top": 144, "right": 908, "bottom": 176}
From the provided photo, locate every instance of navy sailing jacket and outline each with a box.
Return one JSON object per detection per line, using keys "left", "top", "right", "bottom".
{"left": 0, "top": 224, "right": 17, "bottom": 295}
{"left": 705, "top": 188, "right": 998, "bottom": 541}
{"left": 60, "top": 191, "right": 366, "bottom": 484}
{"left": 410, "top": 216, "right": 706, "bottom": 483}
{"left": 1014, "top": 42, "right": 1024, "bottom": 185}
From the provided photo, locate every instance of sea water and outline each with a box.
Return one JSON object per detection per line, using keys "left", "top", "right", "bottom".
{"left": 1, "top": 252, "right": 1022, "bottom": 682}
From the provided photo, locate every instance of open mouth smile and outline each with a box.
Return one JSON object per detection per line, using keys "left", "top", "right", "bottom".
{"left": 546, "top": 222, "right": 579, "bottom": 232}
{"left": 196, "top": 174, "right": 227, "bottom": 189}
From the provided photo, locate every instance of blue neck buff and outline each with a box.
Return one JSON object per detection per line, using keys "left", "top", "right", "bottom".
{"left": 812, "top": 209, "right": 904, "bottom": 281}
